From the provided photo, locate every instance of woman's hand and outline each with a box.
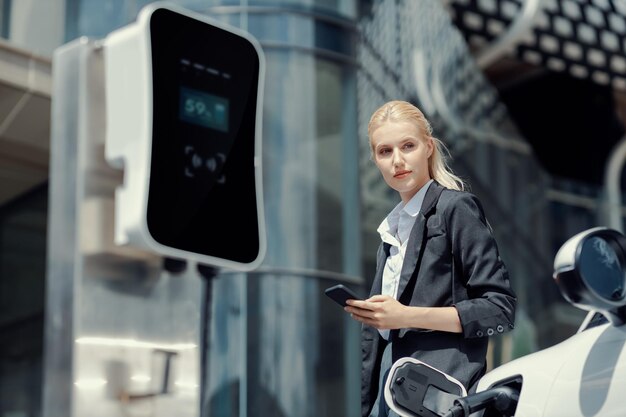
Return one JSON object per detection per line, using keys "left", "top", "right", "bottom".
{"left": 345, "top": 295, "right": 409, "bottom": 329}
{"left": 346, "top": 295, "right": 463, "bottom": 333}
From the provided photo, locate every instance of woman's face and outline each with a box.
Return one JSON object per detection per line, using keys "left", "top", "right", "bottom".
{"left": 370, "top": 120, "right": 433, "bottom": 204}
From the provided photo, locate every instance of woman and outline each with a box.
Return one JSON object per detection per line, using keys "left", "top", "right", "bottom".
{"left": 345, "top": 101, "right": 516, "bottom": 417}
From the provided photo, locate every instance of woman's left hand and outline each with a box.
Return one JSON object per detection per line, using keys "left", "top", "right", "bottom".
{"left": 345, "top": 295, "right": 408, "bottom": 329}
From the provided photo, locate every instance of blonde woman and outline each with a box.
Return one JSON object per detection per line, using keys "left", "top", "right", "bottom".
{"left": 345, "top": 101, "right": 516, "bottom": 417}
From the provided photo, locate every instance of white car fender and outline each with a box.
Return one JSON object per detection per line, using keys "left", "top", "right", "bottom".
{"left": 477, "top": 322, "right": 626, "bottom": 417}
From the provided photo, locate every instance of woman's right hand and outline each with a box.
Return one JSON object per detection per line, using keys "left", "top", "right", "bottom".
{"left": 345, "top": 295, "right": 409, "bottom": 329}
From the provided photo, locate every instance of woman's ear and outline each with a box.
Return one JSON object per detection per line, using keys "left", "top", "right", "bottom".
{"left": 426, "top": 137, "right": 434, "bottom": 158}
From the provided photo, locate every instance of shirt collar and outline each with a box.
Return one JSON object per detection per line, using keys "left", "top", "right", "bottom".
{"left": 377, "top": 201, "right": 403, "bottom": 245}
{"left": 377, "top": 179, "right": 434, "bottom": 243}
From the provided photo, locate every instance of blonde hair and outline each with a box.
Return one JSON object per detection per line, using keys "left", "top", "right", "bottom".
{"left": 368, "top": 100, "right": 465, "bottom": 191}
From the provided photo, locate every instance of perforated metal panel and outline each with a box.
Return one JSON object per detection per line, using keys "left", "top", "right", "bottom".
{"left": 449, "top": 0, "right": 626, "bottom": 89}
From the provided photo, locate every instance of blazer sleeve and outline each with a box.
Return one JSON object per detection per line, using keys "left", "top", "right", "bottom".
{"left": 447, "top": 192, "right": 517, "bottom": 339}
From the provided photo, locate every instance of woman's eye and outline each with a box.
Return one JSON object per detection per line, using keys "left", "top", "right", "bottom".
{"left": 379, "top": 148, "right": 391, "bottom": 155}
{"left": 403, "top": 143, "right": 415, "bottom": 150}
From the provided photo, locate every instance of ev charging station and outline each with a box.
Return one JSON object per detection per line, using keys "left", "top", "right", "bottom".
{"left": 44, "top": 3, "right": 265, "bottom": 417}
{"left": 105, "top": 4, "right": 265, "bottom": 269}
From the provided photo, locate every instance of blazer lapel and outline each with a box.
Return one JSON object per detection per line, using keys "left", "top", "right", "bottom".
{"left": 396, "top": 182, "right": 444, "bottom": 302}
{"left": 396, "top": 213, "right": 426, "bottom": 302}
{"left": 370, "top": 242, "right": 390, "bottom": 297}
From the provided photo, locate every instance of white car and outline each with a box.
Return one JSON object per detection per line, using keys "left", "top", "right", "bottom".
{"left": 384, "top": 227, "right": 626, "bottom": 417}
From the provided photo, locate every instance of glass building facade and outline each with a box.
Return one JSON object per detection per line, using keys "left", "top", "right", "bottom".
{"left": 0, "top": 0, "right": 625, "bottom": 416}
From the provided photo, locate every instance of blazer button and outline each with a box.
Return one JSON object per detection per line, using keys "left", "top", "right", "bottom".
{"left": 476, "top": 330, "right": 484, "bottom": 337}
{"left": 487, "top": 328, "right": 494, "bottom": 336}
{"left": 497, "top": 325, "right": 504, "bottom": 333}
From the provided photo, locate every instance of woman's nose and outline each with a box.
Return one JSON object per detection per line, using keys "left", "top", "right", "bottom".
{"left": 392, "top": 148, "right": 402, "bottom": 166}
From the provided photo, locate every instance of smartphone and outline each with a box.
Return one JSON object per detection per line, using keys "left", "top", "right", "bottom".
{"left": 324, "top": 284, "right": 361, "bottom": 307}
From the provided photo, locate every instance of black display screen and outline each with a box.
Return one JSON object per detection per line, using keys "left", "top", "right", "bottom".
{"left": 148, "top": 8, "right": 261, "bottom": 264}
{"left": 179, "top": 86, "right": 229, "bottom": 132}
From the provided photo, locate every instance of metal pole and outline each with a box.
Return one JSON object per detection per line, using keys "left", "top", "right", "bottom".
{"left": 604, "top": 135, "right": 626, "bottom": 232}
{"left": 198, "top": 264, "right": 218, "bottom": 417}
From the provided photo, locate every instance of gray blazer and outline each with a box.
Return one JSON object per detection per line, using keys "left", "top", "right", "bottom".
{"left": 361, "top": 181, "right": 517, "bottom": 417}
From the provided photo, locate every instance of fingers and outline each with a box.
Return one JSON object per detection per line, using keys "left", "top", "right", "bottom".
{"left": 345, "top": 305, "right": 376, "bottom": 319}
{"left": 345, "top": 295, "right": 398, "bottom": 329}
{"left": 367, "top": 294, "right": 391, "bottom": 302}
{"left": 346, "top": 295, "right": 390, "bottom": 309}
{"left": 347, "top": 311, "right": 375, "bottom": 326}
{"left": 346, "top": 299, "right": 375, "bottom": 310}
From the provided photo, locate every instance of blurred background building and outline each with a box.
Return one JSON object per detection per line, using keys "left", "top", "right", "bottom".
{"left": 1, "top": 0, "right": 625, "bottom": 416}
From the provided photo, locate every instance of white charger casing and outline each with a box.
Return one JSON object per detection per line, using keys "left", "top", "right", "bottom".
{"left": 384, "top": 357, "right": 466, "bottom": 417}
{"left": 104, "top": 2, "right": 266, "bottom": 271}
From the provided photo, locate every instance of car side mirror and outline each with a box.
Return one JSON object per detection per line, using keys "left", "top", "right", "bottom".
{"left": 553, "top": 227, "right": 626, "bottom": 325}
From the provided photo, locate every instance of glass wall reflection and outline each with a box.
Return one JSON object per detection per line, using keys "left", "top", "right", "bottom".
{"left": 206, "top": 11, "right": 361, "bottom": 411}
{"left": 208, "top": 272, "right": 363, "bottom": 417}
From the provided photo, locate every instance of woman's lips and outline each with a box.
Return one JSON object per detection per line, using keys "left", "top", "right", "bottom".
{"left": 394, "top": 170, "right": 411, "bottom": 179}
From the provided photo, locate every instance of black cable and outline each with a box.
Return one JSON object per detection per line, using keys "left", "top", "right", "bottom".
{"left": 442, "top": 386, "right": 519, "bottom": 417}
{"left": 442, "top": 404, "right": 465, "bottom": 417}
{"left": 197, "top": 264, "right": 219, "bottom": 417}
